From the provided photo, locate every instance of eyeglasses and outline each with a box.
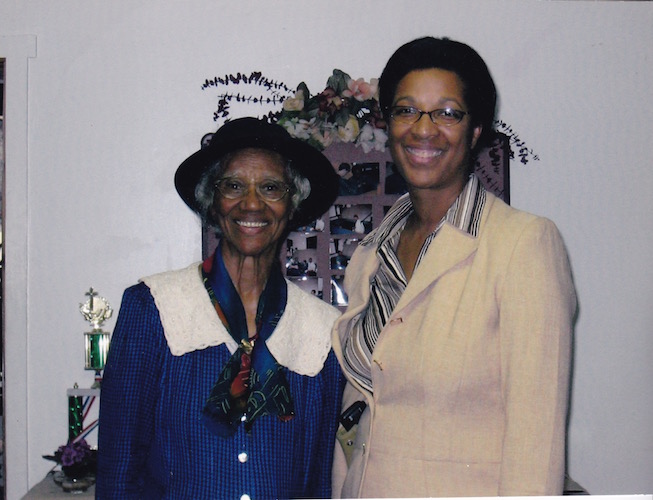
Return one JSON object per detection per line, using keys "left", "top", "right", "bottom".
{"left": 389, "top": 106, "right": 469, "bottom": 126}
{"left": 214, "top": 177, "right": 291, "bottom": 202}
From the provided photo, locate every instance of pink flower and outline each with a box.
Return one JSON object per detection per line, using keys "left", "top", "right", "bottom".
{"left": 342, "top": 78, "right": 379, "bottom": 102}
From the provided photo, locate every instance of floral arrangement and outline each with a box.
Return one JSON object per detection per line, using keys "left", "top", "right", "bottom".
{"left": 202, "top": 70, "right": 389, "bottom": 153}
{"left": 202, "top": 70, "right": 538, "bottom": 164}
{"left": 44, "top": 438, "right": 98, "bottom": 478}
{"left": 275, "top": 69, "right": 388, "bottom": 153}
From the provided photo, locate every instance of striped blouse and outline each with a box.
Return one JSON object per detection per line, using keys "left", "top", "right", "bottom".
{"left": 342, "top": 175, "right": 486, "bottom": 391}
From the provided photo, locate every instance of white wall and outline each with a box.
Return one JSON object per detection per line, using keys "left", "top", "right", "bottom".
{"left": 1, "top": 1, "right": 652, "bottom": 498}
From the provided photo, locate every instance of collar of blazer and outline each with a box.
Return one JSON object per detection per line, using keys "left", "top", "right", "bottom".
{"left": 347, "top": 193, "right": 495, "bottom": 317}
{"left": 394, "top": 222, "right": 480, "bottom": 312}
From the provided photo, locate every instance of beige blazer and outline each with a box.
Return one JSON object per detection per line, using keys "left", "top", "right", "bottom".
{"left": 332, "top": 193, "right": 577, "bottom": 498}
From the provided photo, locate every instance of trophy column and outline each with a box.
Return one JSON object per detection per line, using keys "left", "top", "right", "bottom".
{"left": 79, "top": 288, "right": 113, "bottom": 388}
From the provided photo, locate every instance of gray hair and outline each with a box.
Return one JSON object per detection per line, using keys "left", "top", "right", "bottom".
{"left": 194, "top": 151, "right": 311, "bottom": 232}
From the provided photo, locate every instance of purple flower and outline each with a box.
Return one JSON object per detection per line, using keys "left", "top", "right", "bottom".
{"left": 55, "top": 439, "right": 93, "bottom": 466}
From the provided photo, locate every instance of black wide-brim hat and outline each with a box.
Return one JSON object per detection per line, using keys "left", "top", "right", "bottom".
{"left": 175, "top": 117, "right": 339, "bottom": 228}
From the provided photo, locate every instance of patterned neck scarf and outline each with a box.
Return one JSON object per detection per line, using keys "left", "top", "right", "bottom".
{"left": 200, "top": 242, "right": 294, "bottom": 437}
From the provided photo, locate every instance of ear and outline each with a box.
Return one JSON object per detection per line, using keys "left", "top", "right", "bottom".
{"left": 471, "top": 124, "right": 483, "bottom": 150}
{"left": 208, "top": 204, "right": 229, "bottom": 235}
{"left": 287, "top": 199, "right": 298, "bottom": 219}
{"left": 286, "top": 206, "right": 298, "bottom": 229}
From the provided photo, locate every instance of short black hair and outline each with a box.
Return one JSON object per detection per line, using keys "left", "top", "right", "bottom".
{"left": 379, "top": 36, "right": 497, "bottom": 148}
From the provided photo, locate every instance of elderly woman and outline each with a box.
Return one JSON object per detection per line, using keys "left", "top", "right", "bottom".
{"left": 332, "top": 37, "right": 577, "bottom": 498}
{"left": 97, "top": 117, "right": 342, "bottom": 499}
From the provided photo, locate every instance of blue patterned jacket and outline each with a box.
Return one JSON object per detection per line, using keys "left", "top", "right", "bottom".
{"left": 97, "top": 264, "right": 342, "bottom": 499}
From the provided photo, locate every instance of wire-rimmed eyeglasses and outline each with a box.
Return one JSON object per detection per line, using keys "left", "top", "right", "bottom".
{"left": 214, "top": 177, "right": 291, "bottom": 202}
{"left": 389, "top": 106, "right": 469, "bottom": 126}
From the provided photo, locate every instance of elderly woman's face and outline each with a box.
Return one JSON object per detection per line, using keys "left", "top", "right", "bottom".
{"left": 389, "top": 68, "right": 482, "bottom": 194}
{"left": 211, "top": 148, "right": 293, "bottom": 258}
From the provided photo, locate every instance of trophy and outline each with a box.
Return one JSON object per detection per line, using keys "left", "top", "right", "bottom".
{"left": 79, "top": 288, "right": 113, "bottom": 387}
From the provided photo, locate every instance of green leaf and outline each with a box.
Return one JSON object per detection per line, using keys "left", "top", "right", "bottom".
{"left": 326, "top": 69, "right": 351, "bottom": 95}
{"left": 296, "top": 81, "right": 311, "bottom": 101}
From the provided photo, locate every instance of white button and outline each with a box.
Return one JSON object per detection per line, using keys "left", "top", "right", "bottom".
{"left": 240, "top": 495, "right": 251, "bottom": 500}
{"left": 238, "top": 452, "right": 248, "bottom": 463}
{"left": 240, "top": 414, "right": 247, "bottom": 422}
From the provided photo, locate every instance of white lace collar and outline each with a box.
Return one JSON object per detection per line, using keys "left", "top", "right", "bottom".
{"left": 141, "top": 263, "right": 340, "bottom": 376}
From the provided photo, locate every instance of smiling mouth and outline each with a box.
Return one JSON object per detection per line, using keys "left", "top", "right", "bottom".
{"left": 405, "top": 146, "right": 444, "bottom": 159}
{"left": 237, "top": 221, "right": 268, "bottom": 228}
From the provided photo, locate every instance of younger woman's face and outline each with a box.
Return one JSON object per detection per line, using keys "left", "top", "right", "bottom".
{"left": 389, "top": 68, "right": 482, "bottom": 196}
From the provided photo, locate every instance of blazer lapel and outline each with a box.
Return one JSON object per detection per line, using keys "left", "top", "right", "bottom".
{"left": 393, "top": 223, "right": 479, "bottom": 313}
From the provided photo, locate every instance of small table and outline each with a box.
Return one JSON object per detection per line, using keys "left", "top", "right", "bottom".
{"left": 22, "top": 472, "right": 94, "bottom": 499}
